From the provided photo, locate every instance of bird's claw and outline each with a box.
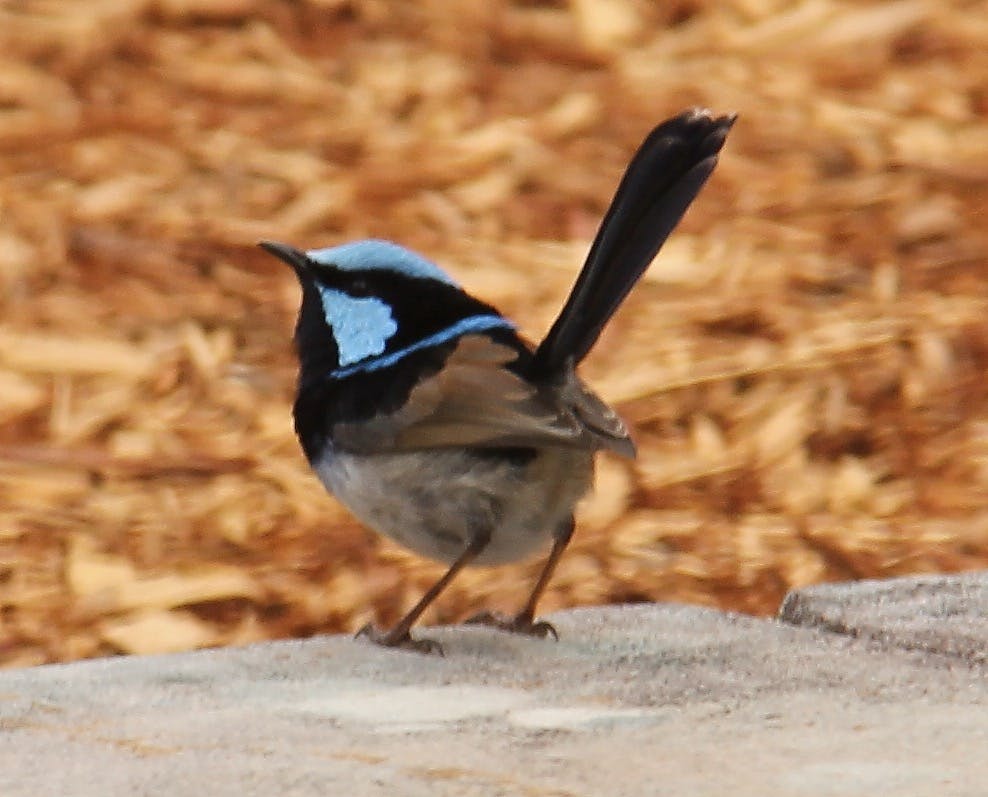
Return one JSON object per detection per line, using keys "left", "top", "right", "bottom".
{"left": 465, "top": 610, "right": 558, "bottom": 640}
{"left": 355, "top": 623, "right": 445, "bottom": 656}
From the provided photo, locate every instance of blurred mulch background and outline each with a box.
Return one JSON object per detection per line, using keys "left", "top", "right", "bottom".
{"left": 1, "top": 0, "right": 987, "bottom": 667}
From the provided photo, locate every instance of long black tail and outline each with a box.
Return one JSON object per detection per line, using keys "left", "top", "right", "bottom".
{"left": 531, "top": 108, "right": 735, "bottom": 377}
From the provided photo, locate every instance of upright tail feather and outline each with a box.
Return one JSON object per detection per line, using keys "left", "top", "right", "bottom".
{"left": 531, "top": 108, "right": 735, "bottom": 378}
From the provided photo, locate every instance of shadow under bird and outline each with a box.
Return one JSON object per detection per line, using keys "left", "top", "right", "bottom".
{"left": 260, "top": 107, "right": 734, "bottom": 654}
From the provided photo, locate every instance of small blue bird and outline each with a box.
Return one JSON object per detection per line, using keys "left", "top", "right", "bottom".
{"left": 260, "top": 108, "right": 734, "bottom": 653}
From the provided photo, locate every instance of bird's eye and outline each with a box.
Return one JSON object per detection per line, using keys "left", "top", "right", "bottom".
{"left": 348, "top": 278, "right": 371, "bottom": 297}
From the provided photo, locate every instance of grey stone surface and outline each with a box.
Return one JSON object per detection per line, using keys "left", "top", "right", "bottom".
{"left": 780, "top": 571, "right": 988, "bottom": 664}
{"left": 1, "top": 575, "right": 987, "bottom": 796}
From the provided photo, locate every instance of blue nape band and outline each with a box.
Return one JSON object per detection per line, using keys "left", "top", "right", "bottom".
{"left": 329, "top": 314, "right": 515, "bottom": 379}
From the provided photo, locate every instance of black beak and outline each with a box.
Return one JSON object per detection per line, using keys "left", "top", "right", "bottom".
{"left": 258, "top": 240, "right": 310, "bottom": 275}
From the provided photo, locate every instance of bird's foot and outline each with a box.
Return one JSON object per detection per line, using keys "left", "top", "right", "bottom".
{"left": 465, "top": 610, "right": 558, "bottom": 640}
{"left": 355, "top": 623, "right": 444, "bottom": 656}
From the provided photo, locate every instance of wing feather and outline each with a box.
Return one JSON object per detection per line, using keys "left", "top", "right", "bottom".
{"left": 330, "top": 335, "right": 634, "bottom": 456}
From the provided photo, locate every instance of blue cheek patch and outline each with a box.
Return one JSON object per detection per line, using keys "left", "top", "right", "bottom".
{"left": 328, "top": 313, "right": 516, "bottom": 379}
{"left": 316, "top": 285, "right": 398, "bottom": 367}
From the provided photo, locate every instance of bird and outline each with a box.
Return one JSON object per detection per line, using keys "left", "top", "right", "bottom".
{"left": 260, "top": 107, "right": 734, "bottom": 654}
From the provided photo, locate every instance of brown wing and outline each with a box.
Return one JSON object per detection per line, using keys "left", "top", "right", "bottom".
{"left": 330, "top": 334, "right": 635, "bottom": 457}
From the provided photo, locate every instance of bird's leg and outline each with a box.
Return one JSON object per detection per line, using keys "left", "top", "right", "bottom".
{"left": 467, "top": 517, "right": 574, "bottom": 639}
{"left": 357, "top": 529, "right": 489, "bottom": 655}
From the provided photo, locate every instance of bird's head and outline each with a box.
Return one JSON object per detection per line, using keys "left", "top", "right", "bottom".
{"left": 259, "top": 239, "right": 514, "bottom": 382}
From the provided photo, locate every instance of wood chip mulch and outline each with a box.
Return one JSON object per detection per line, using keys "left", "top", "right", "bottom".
{"left": 1, "top": 0, "right": 986, "bottom": 666}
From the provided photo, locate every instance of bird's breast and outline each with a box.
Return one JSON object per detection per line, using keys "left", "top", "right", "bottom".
{"left": 311, "top": 446, "right": 594, "bottom": 566}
